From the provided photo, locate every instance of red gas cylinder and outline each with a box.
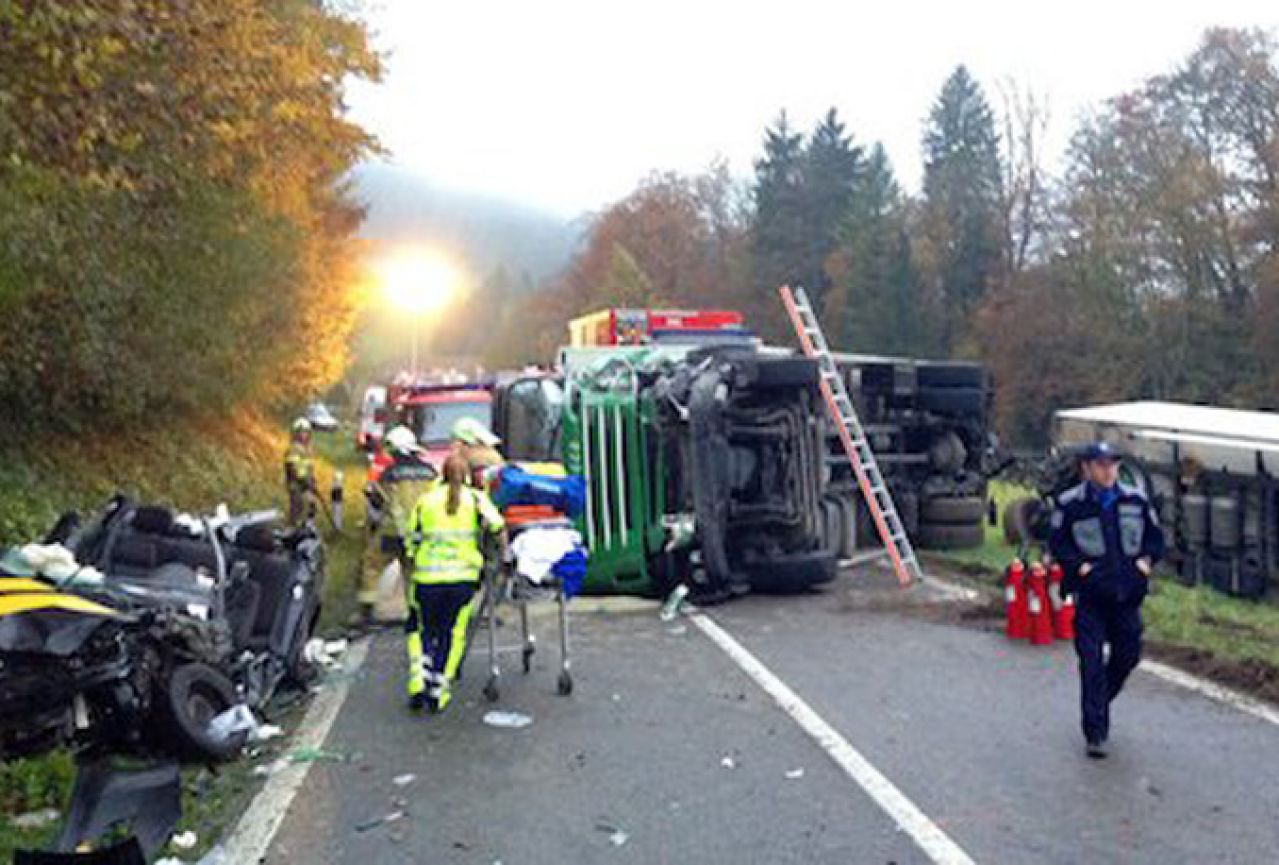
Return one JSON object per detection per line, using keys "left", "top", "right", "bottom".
{"left": 1027, "top": 562, "right": 1055, "bottom": 646}
{"left": 1004, "top": 559, "right": 1030, "bottom": 640}
{"left": 1049, "top": 563, "right": 1076, "bottom": 640}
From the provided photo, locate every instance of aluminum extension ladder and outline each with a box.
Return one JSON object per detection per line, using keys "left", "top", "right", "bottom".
{"left": 779, "top": 285, "right": 923, "bottom": 587}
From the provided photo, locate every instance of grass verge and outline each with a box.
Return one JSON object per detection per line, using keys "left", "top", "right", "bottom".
{"left": 0, "top": 413, "right": 368, "bottom": 860}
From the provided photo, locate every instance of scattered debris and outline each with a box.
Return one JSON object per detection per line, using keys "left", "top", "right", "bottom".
{"left": 611, "top": 693, "right": 622, "bottom": 702}
{"left": 667, "top": 624, "right": 688, "bottom": 636}
{"left": 10, "top": 808, "right": 60, "bottom": 830}
{"left": 207, "top": 704, "right": 258, "bottom": 743}
{"left": 659, "top": 584, "right": 690, "bottom": 622}
{"left": 250, "top": 723, "right": 284, "bottom": 744}
{"left": 254, "top": 758, "right": 290, "bottom": 778}
{"left": 355, "top": 810, "right": 405, "bottom": 833}
{"left": 594, "top": 820, "right": 630, "bottom": 847}
{"left": 720, "top": 756, "right": 736, "bottom": 769}
{"left": 304, "top": 638, "right": 348, "bottom": 671}
{"left": 483, "top": 710, "right": 533, "bottom": 729}
{"left": 1139, "top": 777, "right": 1163, "bottom": 798}
{"left": 393, "top": 773, "right": 417, "bottom": 787}
{"left": 170, "top": 830, "right": 198, "bottom": 850}
{"left": 785, "top": 768, "right": 805, "bottom": 780}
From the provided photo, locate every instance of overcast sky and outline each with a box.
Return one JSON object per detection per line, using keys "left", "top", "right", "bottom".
{"left": 346, "top": 1, "right": 1279, "bottom": 219}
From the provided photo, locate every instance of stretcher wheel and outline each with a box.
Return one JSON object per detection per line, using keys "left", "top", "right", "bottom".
{"left": 557, "top": 671, "right": 573, "bottom": 696}
{"left": 522, "top": 646, "right": 535, "bottom": 674}
{"left": 483, "top": 677, "right": 500, "bottom": 703}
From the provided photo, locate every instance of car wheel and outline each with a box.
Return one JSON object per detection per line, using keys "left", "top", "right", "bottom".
{"left": 747, "top": 550, "right": 837, "bottom": 592}
{"left": 163, "top": 662, "right": 246, "bottom": 762}
{"left": 915, "top": 522, "right": 986, "bottom": 550}
{"left": 921, "top": 496, "right": 986, "bottom": 525}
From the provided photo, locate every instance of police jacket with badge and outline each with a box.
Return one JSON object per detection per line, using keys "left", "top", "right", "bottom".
{"left": 1049, "top": 481, "right": 1166, "bottom": 604}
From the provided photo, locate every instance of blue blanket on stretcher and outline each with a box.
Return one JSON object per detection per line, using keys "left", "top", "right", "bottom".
{"left": 493, "top": 466, "right": 586, "bottom": 518}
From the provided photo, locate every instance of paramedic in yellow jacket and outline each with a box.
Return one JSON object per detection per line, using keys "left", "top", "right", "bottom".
{"left": 283, "top": 418, "right": 317, "bottom": 526}
{"left": 403, "top": 452, "right": 505, "bottom": 712}
{"left": 359, "top": 425, "right": 436, "bottom": 627}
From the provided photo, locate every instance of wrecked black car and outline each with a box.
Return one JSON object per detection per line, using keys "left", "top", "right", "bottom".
{"left": 0, "top": 497, "right": 325, "bottom": 763}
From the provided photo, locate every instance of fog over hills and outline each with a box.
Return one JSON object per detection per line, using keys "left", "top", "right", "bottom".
{"left": 352, "top": 161, "right": 582, "bottom": 286}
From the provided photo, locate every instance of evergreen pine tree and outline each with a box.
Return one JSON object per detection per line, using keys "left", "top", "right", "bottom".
{"left": 802, "top": 108, "right": 864, "bottom": 307}
{"left": 920, "top": 65, "right": 1005, "bottom": 351}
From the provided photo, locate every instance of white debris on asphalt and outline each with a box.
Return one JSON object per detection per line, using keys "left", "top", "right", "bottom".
{"left": 667, "top": 624, "right": 688, "bottom": 636}
{"left": 610, "top": 830, "right": 630, "bottom": 847}
{"left": 393, "top": 773, "right": 417, "bottom": 787}
{"left": 10, "top": 808, "right": 59, "bottom": 830}
{"left": 483, "top": 710, "right": 533, "bottom": 729}
{"left": 785, "top": 768, "right": 805, "bottom": 780}
{"left": 304, "top": 638, "right": 349, "bottom": 671}
{"left": 720, "top": 756, "right": 736, "bottom": 769}
{"left": 171, "top": 830, "right": 198, "bottom": 849}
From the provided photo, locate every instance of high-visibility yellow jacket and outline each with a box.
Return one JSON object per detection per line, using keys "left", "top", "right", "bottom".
{"left": 405, "top": 484, "right": 505, "bottom": 584}
{"left": 284, "top": 442, "right": 315, "bottom": 488}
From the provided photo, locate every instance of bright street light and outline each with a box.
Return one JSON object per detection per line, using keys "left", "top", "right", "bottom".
{"left": 378, "top": 248, "right": 461, "bottom": 315}
{"left": 375, "top": 247, "right": 464, "bottom": 374}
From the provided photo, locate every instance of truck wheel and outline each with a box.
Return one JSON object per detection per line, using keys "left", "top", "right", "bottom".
{"left": 916, "top": 522, "right": 986, "bottom": 550}
{"left": 1002, "top": 497, "right": 1043, "bottom": 546}
{"left": 836, "top": 496, "right": 857, "bottom": 560}
{"left": 921, "top": 496, "right": 986, "bottom": 525}
{"left": 918, "top": 387, "right": 985, "bottom": 416}
{"left": 916, "top": 364, "right": 986, "bottom": 389}
{"left": 748, "top": 550, "right": 837, "bottom": 592}
{"left": 747, "top": 357, "right": 819, "bottom": 389}
{"left": 162, "top": 662, "right": 246, "bottom": 762}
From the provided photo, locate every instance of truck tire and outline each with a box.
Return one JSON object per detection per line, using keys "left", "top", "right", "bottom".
{"left": 918, "top": 387, "right": 985, "bottom": 416}
{"left": 916, "top": 364, "right": 986, "bottom": 389}
{"left": 748, "top": 550, "right": 837, "bottom": 592}
{"left": 836, "top": 496, "right": 858, "bottom": 560}
{"left": 162, "top": 663, "right": 246, "bottom": 762}
{"left": 916, "top": 522, "right": 985, "bottom": 550}
{"left": 748, "top": 357, "right": 819, "bottom": 389}
{"left": 1002, "top": 497, "right": 1043, "bottom": 546}
{"left": 689, "top": 372, "right": 734, "bottom": 591}
{"left": 921, "top": 496, "right": 986, "bottom": 525}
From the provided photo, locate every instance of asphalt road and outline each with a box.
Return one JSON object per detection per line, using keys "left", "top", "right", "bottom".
{"left": 263, "top": 568, "right": 1279, "bottom": 864}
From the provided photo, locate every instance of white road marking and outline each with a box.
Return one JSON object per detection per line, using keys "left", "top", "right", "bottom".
{"left": 1140, "top": 659, "right": 1279, "bottom": 729}
{"left": 222, "top": 638, "right": 370, "bottom": 862}
{"left": 689, "top": 613, "right": 978, "bottom": 865}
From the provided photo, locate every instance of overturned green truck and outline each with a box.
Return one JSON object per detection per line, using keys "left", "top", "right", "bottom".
{"left": 494, "top": 308, "right": 993, "bottom": 599}
{"left": 497, "top": 342, "right": 835, "bottom": 601}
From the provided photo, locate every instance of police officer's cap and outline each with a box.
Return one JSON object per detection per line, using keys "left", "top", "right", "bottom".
{"left": 1080, "top": 441, "right": 1122, "bottom": 462}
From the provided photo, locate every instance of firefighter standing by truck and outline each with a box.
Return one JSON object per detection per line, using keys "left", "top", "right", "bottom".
{"left": 284, "top": 418, "right": 317, "bottom": 526}
{"left": 1049, "top": 442, "right": 1165, "bottom": 759}
{"left": 403, "top": 452, "right": 505, "bottom": 713}
{"left": 360, "top": 425, "right": 437, "bottom": 627}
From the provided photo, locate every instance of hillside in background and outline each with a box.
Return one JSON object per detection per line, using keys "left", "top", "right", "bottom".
{"left": 352, "top": 161, "right": 581, "bottom": 285}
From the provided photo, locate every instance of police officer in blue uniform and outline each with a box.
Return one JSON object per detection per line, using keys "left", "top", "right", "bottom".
{"left": 1049, "top": 442, "right": 1165, "bottom": 759}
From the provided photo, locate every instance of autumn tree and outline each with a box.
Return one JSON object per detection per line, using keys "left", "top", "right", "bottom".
{"left": 0, "top": 0, "right": 381, "bottom": 432}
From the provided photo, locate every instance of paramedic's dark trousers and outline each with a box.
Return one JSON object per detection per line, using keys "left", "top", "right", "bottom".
{"left": 405, "top": 582, "right": 476, "bottom": 697}
{"left": 1074, "top": 594, "right": 1143, "bottom": 744}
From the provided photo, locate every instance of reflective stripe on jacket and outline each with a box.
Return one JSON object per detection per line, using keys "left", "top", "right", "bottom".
{"left": 405, "top": 484, "right": 505, "bottom": 584}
